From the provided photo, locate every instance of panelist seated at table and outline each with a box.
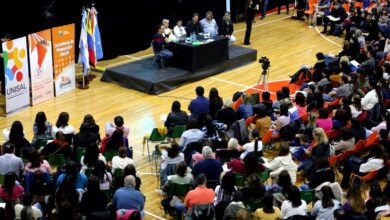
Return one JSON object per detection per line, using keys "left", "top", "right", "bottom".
{"left": 200, "top": 11, "right": 219, "bottom": 37}
{"left": 220, "top": 12, "right": 236, "bottom": 43}
{"left": 162, "top": 19, "right": 176, "bottom": 43}
{"left": 173, "top": 19, "right": 187, "bottom": 40}
{"left": 186, "top": 13, "right": 202, "bottom": 36}
{"left": 152, "top": 24, "right": 173, "bottom": 62}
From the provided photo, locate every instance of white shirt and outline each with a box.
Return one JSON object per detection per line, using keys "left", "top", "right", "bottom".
{"left": 52, "top": 125, "right": 75, "bottom": 136}
{"left": 163, "top": 28, "right": 176, "bottom": 43}
{"left": 311, "top": 199, "right": 340, "bottom": 220}
{"left": 179, "top": 129, "right": 204, "bottom": 151}
{"left": 160, "top": 150, "right": 184, "bottom": 170}
{"left": 14, "top": 204, "right": 43, "bottom": 220}
{"left": 80, "top": 154, "right": 106, "bottom": 172}
{"left": 173, "top": 25, "right": 187, "bottom": 39}
{"left": 350, "top": 104, "right": 362, "bottom": 118}
{"left": 240, "top": 141, "right": 263, "bottom": 160}
{"left": 359, "top": 158, "right": 384, "bottom": 173}
{"left": 280, "top": 200, "right": 307, "bottom": 219}
{"left": 361, "top": 89, "right": 379, "bottom": 111}
{"left": 112, "top": 156, "right": 134, "bottom": 174}
{"left": 266, "top": 154, "right": 298, "bottom": 184}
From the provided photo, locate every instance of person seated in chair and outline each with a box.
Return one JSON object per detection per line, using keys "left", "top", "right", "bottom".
{"left": 173, "top": 19, "right": 187, "bottom": 40}
{"left": 321, "top": 2, "right": 347, "bottom": 35}
{"left": 200, "top": 11, "right": 218, "bottom": 37}
{"left": 186, "top": 13, "right": 202, "bottom": 36}
{"left": 152, "top": 24, "right": 173, "bottom": 64}
{"left": 220, "top": 12, "right": 236, "bottom": 43}
{"left": 162, "top": 19, "right": 176, "bottom": 43}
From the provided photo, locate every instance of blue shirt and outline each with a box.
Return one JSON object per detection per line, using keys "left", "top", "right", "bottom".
{"left": 113, "top": 187, "right": 145, "bottom": 212}
{"left": 192, "top": 159, "right": 223, "bottom": 182}
{"left": 188, "top": 96, "right": 210, "bottom": 119}
{"left": 56, "top": 173, "right": 88, "bottom": 190}
{"left": 237, "top": 103, "right": 253, "bottom": 120}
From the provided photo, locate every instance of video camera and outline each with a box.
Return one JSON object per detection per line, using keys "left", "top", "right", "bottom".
{"left": 259, "top": 56, "right": 270, "bottom": 73}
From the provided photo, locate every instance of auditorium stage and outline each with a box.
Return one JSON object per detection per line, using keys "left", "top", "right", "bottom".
{"left": 101, "top": 45, "right": 257, "bottom": 94}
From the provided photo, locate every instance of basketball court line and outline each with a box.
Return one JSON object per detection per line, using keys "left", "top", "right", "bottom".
{"left": 314, "top": 26, "right": 342, "bottom": 47}
{"left": 234, "top": 15, "right": 291, "bottom": 33}
{"left": 210, "top": 77, "right": 250, "bottom": 88}
{"left": 145, "top": 210, "right": 167, "bottom": 220}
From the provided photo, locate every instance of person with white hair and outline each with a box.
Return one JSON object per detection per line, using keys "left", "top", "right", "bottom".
{"left": 162, "top": 19, "right": 176, "bottom": 43}
{"left": 192, "top": 146, "right": 216, "bottom": 167}
{"left": 216, "top": 99, "right": 238, "bottom": 129}
{"left": 113, "top": 175, "right": 145, "bottom": 215}
{"left": 200, "top": 11, "right": 219, "bottom": 37}
{"left": 192, "top": 146, "right": 223, "bottom": 189}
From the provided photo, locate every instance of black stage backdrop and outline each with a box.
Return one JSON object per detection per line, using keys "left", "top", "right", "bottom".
{"left": 1, "top": 0, "right": 279, "bottom": 60}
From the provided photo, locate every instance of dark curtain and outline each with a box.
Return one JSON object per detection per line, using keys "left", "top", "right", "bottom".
{"left": 1, "top": 0, "right": 226, "bottom": 60}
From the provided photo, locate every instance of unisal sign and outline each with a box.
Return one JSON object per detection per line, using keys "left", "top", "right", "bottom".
{"left": 2, "top": 37, "right": 31, "bottom": 115}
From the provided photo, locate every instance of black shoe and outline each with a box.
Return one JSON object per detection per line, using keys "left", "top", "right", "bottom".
{"left": 321, "top": 30, "right": 327, "bottom": 34}
{"left": 244, "top": 42, "right": 251, "bottom": 45}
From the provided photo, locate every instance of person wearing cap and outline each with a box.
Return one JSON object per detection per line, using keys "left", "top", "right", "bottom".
{"left": 0, "top": 142, "right": 24, "bottom": 177}
{"left": 0, "top": 33, "right": 11, "bottom": 95}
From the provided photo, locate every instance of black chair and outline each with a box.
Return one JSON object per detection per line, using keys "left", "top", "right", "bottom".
{"left": 151, "top": 42, "right": 165, "bottom": 69}
{"left": 215, "top": 149, "right": 240, "bottom": 163}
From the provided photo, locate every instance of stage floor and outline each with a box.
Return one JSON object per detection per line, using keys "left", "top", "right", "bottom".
{"left": 101, "top": 45, "right": 257, "bottom": 94}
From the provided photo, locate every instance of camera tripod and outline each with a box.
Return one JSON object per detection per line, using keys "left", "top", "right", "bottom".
{"left": 256, "top": 67, "right": 270, "bottom": 92}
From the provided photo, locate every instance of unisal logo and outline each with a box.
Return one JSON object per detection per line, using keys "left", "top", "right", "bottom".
{"left": 59, "top": 76, "right": 71, "bottom": 89}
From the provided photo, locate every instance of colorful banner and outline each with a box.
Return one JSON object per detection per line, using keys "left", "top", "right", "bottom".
{"left": 28, "top": 29, "right": 55, "bottom": 105}
{"left": 52, "top": 23, "right": 76, "bottom": 96}
{"left": 2, "top": 37, "right": 31, "bottom": 115}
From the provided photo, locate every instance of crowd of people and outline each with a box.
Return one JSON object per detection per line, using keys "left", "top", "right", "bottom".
{"left": 2, "top": 0, "right": 390, "bottom": 220}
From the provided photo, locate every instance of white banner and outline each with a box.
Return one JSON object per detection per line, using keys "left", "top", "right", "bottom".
{"left": 52, "top": 24, "right": 76, "bottom": 96}
{"left": 2, "top": 37, "right": 31, "bottom": 115}
{"left": 28, "top": 29, "right": 55, "bottom": 105}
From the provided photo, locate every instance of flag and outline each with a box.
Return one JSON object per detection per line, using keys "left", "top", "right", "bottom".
{"left": 78, "top": 9, "right": 89, "bottom": 76}
{"left": 91, "top": 7, "right": 103, "bottom": 60}
{"left": 87, "top": 8, "right": 96, "bottom": 67}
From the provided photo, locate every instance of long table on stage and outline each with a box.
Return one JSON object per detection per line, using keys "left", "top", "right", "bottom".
{"left": 169, "top": 36, "right": 229, "bottom": 72}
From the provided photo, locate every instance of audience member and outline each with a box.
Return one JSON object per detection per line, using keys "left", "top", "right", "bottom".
{"left": 0, "top": 142, "right": 24, "bottom": 177}
{"left": 164, "top": 100, "right": 188, "bottom": 134}
{"left": 112, "top": 146, "right": 134, "bottom": 174}
{"left": 31, "top": 112, "right": 53, "bottom": 146}
{"left": 188, "top": 86, "right": 210, "bottom": 120}
{"left": 113, "top": 175, "right": 145, "bottom": 213}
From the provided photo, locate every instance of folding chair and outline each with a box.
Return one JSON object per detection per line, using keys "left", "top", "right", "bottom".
{"left": 151, "top": 42, "right": 165, "bottom": 69}
{"left": 104, "top": 149, "right": 119, "bottom": 162}
{"left": 300, "top": 190, "right": 315, "bottom": 204}
{"left": 144, "top": 128, "right": 166, "bottom": 162}
{"left": 235, "top": 173, "right": 246, "bottom": 187}
{"left": 365, "top": 132, "right": 378, "bottom": 147}
{"left": 167, "top": 183, "right": 191, "bottom": 197}
{"left": 351, "top": 170, "right": 379, "bottom": 184}
{"left": 168, "top": 125, "right": 186, "bottom": 139}
{"left": 329, "top": 154, "right": 341, "bottom": 181}
{"left": 76, "top": 148, "right": 87, "bottom": 164}
{"left": 48, "top": 154, "right": 66, "bottom": 168}
{"left": 245, "top": 198, "right": 263, "bottom": 212}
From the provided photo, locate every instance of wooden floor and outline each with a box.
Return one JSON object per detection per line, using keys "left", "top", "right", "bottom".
{"left": 0, "top": 13, "right": 344, "bottom": 219}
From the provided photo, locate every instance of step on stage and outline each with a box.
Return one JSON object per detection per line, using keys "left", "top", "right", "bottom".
{"left": 101, "top": 45, "right": 257, "bottom": 94}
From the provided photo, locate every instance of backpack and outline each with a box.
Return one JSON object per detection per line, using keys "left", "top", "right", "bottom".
{"left": 186, "top": 204, "right": 215, "bottom": 220}
{"left": 116, "top": 209, "right": 141, "bottom": 220}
